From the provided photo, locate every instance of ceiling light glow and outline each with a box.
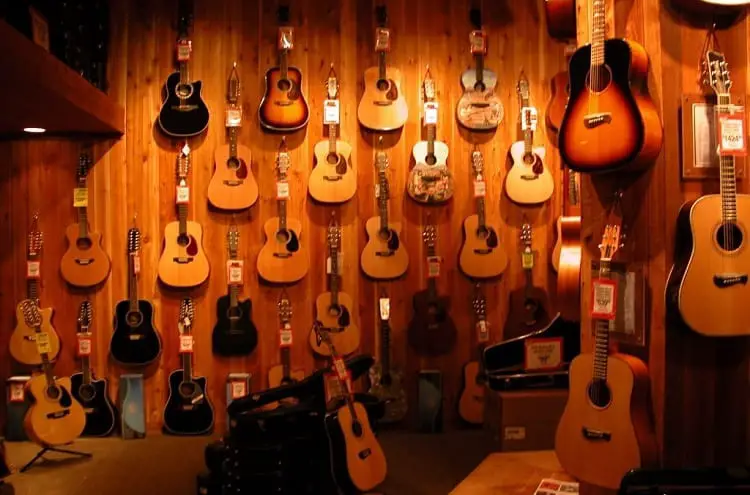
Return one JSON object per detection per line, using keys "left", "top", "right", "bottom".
{"left": 23, "top": 127, "right": 47, "bottom": 133}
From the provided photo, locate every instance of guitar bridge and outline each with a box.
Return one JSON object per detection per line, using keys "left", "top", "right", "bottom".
{"left": 323, "top": 176, "right": 342, "bottom": 182}
{"left": 173, "top": 257, "right": 194, "bottom": 264}
{"left": 128, "top": 334, "right": 144, "bottom": 341}
{"left": 46, "top": 410, "right": 71, "bottom": 420}
{"left": 520, "top": 174, "right": 540, "bottom": 181}
{"left": 473, "top": 248, "right": 493, "bottom": 255}
{"left": 582, "top": 427, "right": 611, "bottom": 441}
{"left": 274, "top": 101, "right": 293, "bottom": 107}
{"left": 273, "top": 253, "right": 292, "bottom": 258}
{"left": 376, "top": 251, "right": 394, "bottom": 257}
{"left": 583, "top": 113, "right": 612, "bottom": 128}
{"left": 222, "top": 179, "right": 243, "bottom": 186}
{"left": 374, "top": 101, "right": 393, "bottom": 106}
{"left": 713, "top": 274, "right": 748, "bottom": 288}
{"left": 171, "top": 105, "right": 199, "bottom": 111}
{"left": 358, "top": 448, "right": 372, "bottom": 460}
{"left": 75, "top": 258, "right": 93, "bottom": 265}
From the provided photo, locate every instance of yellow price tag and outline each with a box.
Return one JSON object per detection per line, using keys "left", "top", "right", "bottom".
{"left": 35, "top": 331, "right": 51, "bottom": 354}
{"left": 73, "top": 188, "right": 89, "bottom": 207}
{"left": 522, "top": 250, "right": 534, "bottom": 269}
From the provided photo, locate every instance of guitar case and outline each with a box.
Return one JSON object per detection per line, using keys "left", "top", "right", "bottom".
{"left": 620, "top": 467, "right": 750, "bottom": 494}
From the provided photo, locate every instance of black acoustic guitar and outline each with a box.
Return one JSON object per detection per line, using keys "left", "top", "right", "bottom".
{"left": 111, "top": 225, "right": 162, "bottom": 366}
{"left": 212, "top": 224, "right": 258, "bottom": 356}
{"left": 71, "top": 301, "right": 117, "bottom": 437}
{"left": 163, "top": 298, "right": 215, "bottom": 436}
{"left": 157, "top": 0, "right": 209, "bottom": 138}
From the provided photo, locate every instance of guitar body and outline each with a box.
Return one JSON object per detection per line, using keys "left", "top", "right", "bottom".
{"left": 309, "top": 139, "right": 356, "bottom": 203}
{"left": 556, "top": 216, "right": 583, "bottom": 321}
{"left": 672, "top": 0, "right": 750, "bottom": 14}
{"left": 459, "top": 215, "right": 508, "bottom": 279}
{"left": 544, "top": 0, "right": 576, "bottom": 40}
{"left": 60, "top": 224, "right": 111, "bottom": 288}
{"left": 211, "top": 295, "right": 258, "bottom": 356}
{"left": 361, "top": 217, "right": 409, "bottom": 280}
{"left": 157, "top": 221, "right": 210, "bottom": 288}
{"left": 408, "top": 141, "right": 453, "bottom": 204}
{"left": 503, "top": 287, "right": 552, "bottom": 340}
{"left": 358, "top": 66, "right": 408, "bottom": 131}
{"left": 111, "top": 299, "right": 162, "bottom": 366}
{"left": 24, "top": 374, "right": 86, "bottom": 446}
{"left": 506, "top": 142, "right": 554, "bottom": 204}
{"left": 257, "top": 217, "right": 309, "bottom": 284}
{"left": 555, "top": 352, "right": 657, "bottom": 489}
{"left": 546, "top": 70, "right": 569, "bottom": 138}
{"left": 456, "top": 69, "right": 503, "bottom": 130}
{"left": 208, "top": 144, "right": 258, "bottom": 210}
{"left": 10, "top": 305, "right": 59, "bottom": 365}
{"left": 559, "top": 39, "right": 663, "bottom": 173}
{"left": 162, "top": 370, "right": 214, "bottom": 435}
{"left": 458, "top": 361, "right": 484, "bottom": 425}
{"left": 158, "top": 72, "right": 210, "bottom": 138}
{"left": 258, "top": 67, "right": 310, "bottom": 131}
{"left": 70, "top": 373, "right": 117, "bottom": 437}
{"left": 368, "top": 364, "right": 408, "bottom": 423}
{"left": 268, "top": 365, "right": 305, "bottom": 388}
{"left": 407, "top": 290, "right": 458, "bottom": 356}
{"left": 309, "top": 292, "right": 360, "bottom": 356}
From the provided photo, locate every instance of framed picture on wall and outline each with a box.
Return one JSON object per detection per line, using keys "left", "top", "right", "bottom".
{"left": 590, "top": 261, "right": 646, "bottom": 347}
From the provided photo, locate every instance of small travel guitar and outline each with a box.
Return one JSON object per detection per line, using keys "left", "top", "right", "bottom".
{"left": 552, "top": 166, "right": 582, "bottom": 321}
{"left": 111, "top": 224, "right": 162, "bottom": 366}
{"left": 558, "top": 0, "right": 662, "bottom": 173}
{"left": 544, "top": 0, "right": 576, "bottom": 40}
{"left": 157, "top": 0, "right": 209, "bottom": 138}
{"left": 408, "top": 68, "right": 454, "bottom": 204}
{"left": 22, "top": 300, "right": 86, "bottom": 446}
{"left": 506, "top": 73, "right": 554, "bottom": 205}
{"left": 309, "top": 218, "right": 361, "bottom": 357}
{"left": 459, "top": 148, "right": 508, "bottom": 279}
{"left": 257, "top": 138, "right": 309, "bottom": 284}
{"left": 157, "top": 143, "right": 210, "bottom": 289}
{"left": 458, "top": 285, "right": 490, "bottom": 425}
{"left": 163, "top": 298, "right": 215, "bottom": 436}
{"left": 309, "top": 66, "right": 356, "bottom": 204}
{"left": 208, "top": 64, "right": 258, "bottom": 210}
{"left": 212, "top": 223, "right": 258, "bottom": 356}
{"left": 357, "top": 5, "right": 408, "bottom": 131}
{"left": 10, "top": 215, "right": 60, "bottom": 365}
{"left": 258, "top": 6, "right": 309, "bottom": 132}
{"left": 360, "top": 137, "right": 409, "bottom": 280}
{"left": 71, "top": 301, "right": 117, "bottom": 437}
{"left": 556, "top": 222, "right": 657, "bottom": 490}
{"left": 503, "top": 223, "right": 552, "bottom": 340}
{"left": 407, "top": 225, "right": 457, "bottom": 356}
{"left": 668, "top": 51, "right": 750, "bottom": 336}
{"left": 60, "top": 152, "right": 111, "bottom": 288}
{"left": 368, "top": 291, "right": 408, "bottom": 424}
{"left": 267, "top": 291, "right": 305, "bottom": 395}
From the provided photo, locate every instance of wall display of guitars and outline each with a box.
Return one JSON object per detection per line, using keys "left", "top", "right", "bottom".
{"left": 458, "top": 285, "right": 490, "bottom": 425}
{"left": 552, "top": 166, "right": 582, "bottom": 322}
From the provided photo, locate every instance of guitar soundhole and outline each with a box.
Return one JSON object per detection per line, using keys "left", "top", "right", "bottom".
{"left": 326, "top": 152, "right": 339, "bottom": 165}
{"left": 587, "top": 379, "right": 612, "bottom": 408}
{"left": 126, "top": 310, "right": 143, "bottom": 327}
{"left": 376, "top": 79, "right": 389, "bottom": 91}
{"left": 473, "top": 81, "right": 486, "bottom": 92}
{"left": 585, "top": 66, "right": 613, "bottom": 94}
{"left": 351, "top": 419, "right": 364, "bottom": 438}
{"left": 523, "top": 153, "right": 535, "bottom": 166}
{"left": 716, "top": 222, "right": 744, "bottom": 252}
{"left": 426, "top": 153, "right": 437, "bottom": 166}
{"left": 328, "top": 304, "right": 342, "bottom": 317}
{"left": 76, "top": 237, "right": 92, "bottom": 250}
{"left": 179, "top": 381, "right": 197, "bottom": 400}
{"left": 476, "top": 226, "right": 489, "bottom": 240}
{"left": 277, "top": 78, "right": 291, "bottom": 91}
{"left": 79, "top": 384, "right": 96, "bottom": 402}
{"left": 177, "top": 233, "right": 190, "bottom": 247}
{"left": 276, "top": 229, "right": 290, "bottom": 243}
{"left": 46, "top": 385, "right": 61, "bottom": 401}
{"left": 379, "top": 228, "right": 392, "bottom": 241}
{"left": 176, "top": 83, "right": 193, "bottom": 99}
{"left": 226, "top": 306, "right": 243, "bottom": 321}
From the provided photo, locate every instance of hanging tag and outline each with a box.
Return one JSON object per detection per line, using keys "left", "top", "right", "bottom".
{"left": 477, "top": 320, "right": 489, "bottom": 343}
{"left": 473, "top": 179, "right": 486, "bottom": 198}
{"left": 9, "top": 382, "right": 25, "bottom": 403}
{"left": 230, "top": 380, "right": 247, "bottom": 400}
{"left": 226, "top": 260, "right": 244, "bottom": 285}
{"left": 35, "top": 332, "right": 51, "bottom": 354}
{"left": 323, "top": 100, "right": 340, "bottom": 125}
{"left": 325, "top": 372, "right": 350, "bottom": 403}
{"left": 225, "top": 107, "right": 243, "bottom": 127}
{"left": 374, "top": 183, "right": 381, "bottom": 199}
{"left": 522, "top": 247, "right": 534, "bottom": 269}
{"left": 326, "top": 253, "right": 344, "bottom": 274}
{"left": 424, "top": 102, "right": 439, "bottom": 125}
{"left": 716, "top": 105, "right": 747, "bottom": 156}
{"left": 279, "top": 322, "right": 293, "bottom": 347}
{"left": 521, "top": 107, "right": 538, "bottom": 131}
{"left": 26, "top": 260, "right": 41, "bottom": 279}
{"left": 277, "top": 27, "right": 294, "bottom": 50}
{"left": 77, "top": 335, "right": 92, "bottom": 356}
{"left": 379, "top": 298, "right": 390, "bottom": 320}
{"left": 73, "top": 187, "right": 89, "bottom": 207}
{"left": 179, "top": 335, "right": 194, "bottom": 353}
{"left": 375, "top": 28, "right": 391, "bottom": 52}
{"left": 276, "top": 181, "right": 290, "bottom": 199}
{"left": 132, "top": 253, "right": 141, "bottom": 275}
{"left": 427, "top": 256, "right": 441, "bottom": 278}
{"left": 591, "top": 278, "right": 618, "bottom": 320}
{"left": 176, "top": 186, "right": 190, "bottom": 205}
{"left": 469, "top": 30, "right": 487, "bottom": 55}
{"left": 176, "top": 39, "right": 192, "bottom": 61}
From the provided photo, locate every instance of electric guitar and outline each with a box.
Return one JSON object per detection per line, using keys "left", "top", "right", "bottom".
{"left": 267, "top": 291, "right": 305, "bottom": 397}
{"left": 60, "top": 152, "right": 111, "bottom": 288}
{"left": 208, "top": 64, "right": 258, "bottom": 210}
{"left": 552, "top": 166, "right": 582, "bottom": 321}
{"left": 458, "top": 285, "right": 490, "bottom": 425}
{"left": 257, "top": 138, "right": 309, "bottom": 284}
{"left": 157, "top": 143, "right": 210, "bottom": 289}
{"left": 360, "top": 137, "right": 409, "bottom": 280}
{"left": 157, "top": 0, "right": 209, "bottom": 138}
{"left": 459, "top": 147, "right": 508, "bottom": 279}
{"left": 211, "top": 223, "right": 258, "bottom": 356}
{"left": 544, "top": 0, "right": 576, "bottom": 40}
{"left": 163, "top": 298, "right": 215, "bottom": 436}
{"left": 505, "top": 73, "right": 554, "bottom": 205}
{"left": 71, "top": 301, "right": 117, "bottom": 437}
{"left": 309, "top": 65, "right": 356, "bottom": 204}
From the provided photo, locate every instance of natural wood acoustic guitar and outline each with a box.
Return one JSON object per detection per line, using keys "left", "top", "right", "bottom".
{"left": 458, "top": 285, "right": 491, "bottom": 425}
{"left": 544, "top": 0, "right": 576, "bottom": 40}
{"left": 551, "top": 166, "right": 582, "bottom": 321}
{"left": 267, "top": 290, "right": 305, "bottom": 409}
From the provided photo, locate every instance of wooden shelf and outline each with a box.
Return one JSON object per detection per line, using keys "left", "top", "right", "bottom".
{"left": 0, "top": 20, "right": 124, "bottom": 138}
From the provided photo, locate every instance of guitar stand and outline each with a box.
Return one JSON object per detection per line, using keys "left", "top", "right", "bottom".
{"left": 20, "top": 445, "right": 92, "bottom": 472}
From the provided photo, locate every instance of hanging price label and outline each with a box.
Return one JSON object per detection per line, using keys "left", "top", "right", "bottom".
{"left": 230, "top": 380, "right": 247, "bottom": 400}
{"left": 179, "top": 335, "right": 194, "bottom": 353}
{"left": 77, "top": 335, "right": 92, "bottom": 356}
{"left": 176, "top": 40, "right": 192, "bottom": 61}
{"left": 424, "top": 102, "right": 439, "bottom": 125}
{"left": 276, "top": 181, "right": 290, "bottom": 199}
{"left": 591, "top": 278, "right": 617, "bottom": 320}
{"left": 9, "top": 382, "right": 25, "bottom": 403}
{"left": 132, "top": 253, "right": 141, "bottom": 274}
{"left": 26, "top": 260, "right": 41, "bottom": 279}
{"left": 375, "top": 28, "right": 391, "bottom": 52}
{"left": 379, "top": 297, "right": 390, "bottom": 320}
{"left": 279, "top": 322, "right": 293, "bottom": 347}
{"left": 522, "top": 248, "right": 534, "bottom": 269}
{"left": 470, "top": 30, "right": 487, "bottom": 55}
{"left": 520, "top": 107, "right": 538, "bottom": 131}
{"left": 477, "top": 320, "right": 489, "bottom": 343}
{"left": 374, "top": 183, "right": 381, "bottom": 199}
{"left": 716, "top": 105, "right": 747, "bottom": 156}
{"left": 325, "top": 372, "right": 352, "bottom": 403}
{"left": 427, "top": 256, "right": 441, "bottom": 278}
{"left": 225, "top": 107, "right": 243, "bottom": 127}
{"left": 323, "top": 100, "right": 340, "bottom": 125}
{"left": 176, "top": 186, "right": 190, "bottom": 204}
{"left": 326, "top": 253, "right": 344, "bottom": 274}
{"left": 226, "top": 260, "right": 244, "bottom": 285}
{"left": 35, "top": 332, "right": 51, "bottom": 354}
{"left": 473, "top": 179, "right": 486, "bottom": 198}
{"left": 73, "top": 187, "right": 89, "bottom": 207}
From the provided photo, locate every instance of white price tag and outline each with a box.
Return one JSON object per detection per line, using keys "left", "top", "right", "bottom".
{"left": 73, "top": 188, "right": 89, "bottom": 207}
{"left": 427, "top": 256, "right": 441, "bottom": 278}
{"left": 9, "top": 382, "right": 25, "bottom": 403}
{"left": 176, "top": 186, "right": 190, "bottom": 205}
{"left": 374, "top": 184, "right": 381, "bottom": 199}
{"left": 225, "top": 107, "right": 243, "bottom": 127}
{"left": 326, "top": 254, "right": 343, "bottom": 274}
{"left": 424, "top": 102, "right": 439, "bottom": 125}
{"left": 132, "top": 254, "right": 141, "bottom": 275}
{"left": 521, "top": 107, "right": 538, "bottom": 131}
{"left": 717, "top": 105, "right": 747, "bottom": 156}
{"left": 591, "top": 279, "right": 617, "bottom": 320}
{"left": 379, "top": 298, "right": 390, "bottom": 320}
{"left": 226, "top": 260, "right": 244, "bottom": 285}
{"left": 77, "top": 336, "right": 92, "bottom": 356}
{"left": 35, "top": 332, "right": 51, "bottom": 354}
{"left": 473, "top": 180, "right": 486, "bottom": 198}
{"left": 279, "top": 322, "right": 293, "bottom": 347}
{"left": 477, "top": 320, "right": 489, "bottom": 343}
{"left": 276, "top": 181, "right": 290, "bottom": 199}
{"left": 230, "top": 381, "right": 247, "bottom": 400}
{"left": 26, "top": 261, "right": 41, "bottom": 279}
{"left": 179, "top": 335, "right": 194, "bottom": 354}
{"left": 176, "top": 40, "right": 191, "bottom": 61}
{"left": 323, "top": 99, "right": 340, "bottom": 125}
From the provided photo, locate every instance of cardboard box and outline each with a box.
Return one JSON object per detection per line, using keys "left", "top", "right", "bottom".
{"left": 485, "top": 389, "right": 567, "bottom": 452}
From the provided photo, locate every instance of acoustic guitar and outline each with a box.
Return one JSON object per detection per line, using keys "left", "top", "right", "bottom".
{"left": 546, "top": 45, "right": 576, "bottom": 141}
{"left": 506, "top": 73, "right": 554, "bottom": 205}
{"left": 309, "top": 66, "right": 356, "bottom": 204}
{"left": 157, "top": 0, "right": 209, "bottom": 138}
{"left": 157, "top": 143, "right": 210, "bottom": 289}
{"left": 10, "top": 214, "right": 60, "bottom": 366}
{"left": 71, "top": 301, "right": 117, "bottom": 437}
{"left": 208, "top": 64, "right": 258, "bottom": 211}
{"left": 672, "top": 0, "right": 750, "bottom": 14}
{"left": 111, "top": 224, "right": 162, "bottom": 366}
{"left": 361, "top": 137, "right": 409, "bottom": 280}
{"left": 212, "top": 223, "right": 258, "bottom": 356}
{"left": 556, "top": 222, "right": 657, "bottom": 490}
{"left": 558, "top": 0, "right": 662, "bottom": 173}
{"left": 309, "top": 218, "right": 360, "bottom": 357}
{"left": 60, "top": 152, "right": 111, "bottom": 288}
{"left": 544, "top": 0, "right": 576, "bottom": 40}
{"left": 22, "top": 300, "right": 86, "bottom": 447}
{"left": 257, "top": 139, "right": 309, "bottom": 284}
{"left": 668, "top": 51, "right": 750, "bottom": 337}
{"left": 258, "top": 6, "right": 309, "bottom": 132}
{"left": 458, "top": 285, "right": 490, "bottom": 425}
{"left": 407, "top": 225, "right": 457, "bottom": 356}
{"left": 459, "top": 147, "right": 508, "bottom": 279}
{"left": 267, "top": 291, "right": 305, "bottom": 400}
{"left": 357, "top": 5, "right": 408, "bottom": 132}
{"left": 163, "top": 298, "right": 215, "bottom": 436}
{"left": 552, "top": 166, "right": 582, "bottom": 322}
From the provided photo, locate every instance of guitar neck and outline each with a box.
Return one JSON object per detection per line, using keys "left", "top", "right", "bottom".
{"left": 179, "top": 59, "right": 189, "bottom": 85}
{"left": 330, "top": 247, "right": 340, "bottom": 306}
{"left": 426, "top": 123, "right": 436, "bottom": 157}
{"left": 280, "top": 50, "right": 289, "bottom": 80}
{"left": 27, "top": 277, "right": 39, "bottom": 302}
{"left": 36, "top": 324, "right": 55, "bottom": 387}
{"left": 593, "top": 260, "right": 611, "bottom": 381}
{"left": 228, "top": 127, "right": 238, "bottom": 159}
{"left": 380, "top": 320, "right": 391, "bottom": 374}
{"left": 281, "top": 346, "right": 291, "bottom": 379}
{"left": 182, "top": 340, "right": 193, "bottom": 382}
{"left": 590, "top": 0, "right": 606, "bottom": 67}
{"left": 81, "top": 350, "right": 92, "bottom": 385}
{"left": 378, "top": 170, "right": 389, "bottom": 231}
{"left": 278, "top": 198, "right": 287, "bottom": 231}
{"left": 718, "top": 93, "right": 737, "bottom": 222}
{"left": 475, "top": 193, "right": 486, "bottom": 229}
{"left": 378, "top": 51, "right": 387, "bottom": 81}
{"left": 328, "top": 123, "right": 338, "bottom": 154}
{"left": 475, "top": 53, "right": 484, "bottom": 83}
{"left": 78, "top": 206, "right": 89, "bottom": 238}
{"left": 178, "top": 204, "right": 188, "bottom": 236}
{"left": 128, "top": 255, "right": 139, "bottom": 311}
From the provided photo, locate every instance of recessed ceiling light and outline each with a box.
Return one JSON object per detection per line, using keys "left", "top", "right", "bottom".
{"left": 23, "top": 127, "right": 46, "bottom": 133}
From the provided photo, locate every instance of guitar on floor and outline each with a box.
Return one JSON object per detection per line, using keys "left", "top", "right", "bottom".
{"left": 558, "top": 0, "right": 662, "bottom": 173}
{"left": 552, "top": 166, "right": 582, "bottom": 322}
{"left": 556, "top": 221, "right": 657, "bottom": 490}
{"left": 357, "top": 5, "right": 408, "bottom": 132}
{"left": 10, "top": 214, "right": 60, "bottom": 366}
{"left": 267, "top": 290, "right": 305, "bottom": 406}
{"left": 208, "top": 64, "right": 258, "bottom": 210}
{"left": 257, "top": 138, "right": 309, "bottom": 284}
{"left": 71, "top": 301, "right": 117, "bottom": 437}
{"left": 157, "top": 143, "right": 210, "bottom": 289}
{"left": 458, "top": 285, "right": 490, "bottom": 425}
{"left": 310, "top": 217, "right": 360, "bottom": 357}
{"left": 163, "top": 298, "right": 215, "bottom": 436}
{"left": 157, "top": 0, "right": 209, "bottom": 138}
{"left": 22, "top": 300, "right": 86, "bottom": 446}
{"left": 459, "top": 147, "right": 508, "bottom": 279}
{"left": 309, "top": 65, "right": 356, "bottom": 204}
{"left": 361, "top": 137, "right": 409, "bottom": 280}
{"left": 212, "top": 223, "right": 258, "bottom": 356}
{"left": 111, "top": 224, "right": 162, "bottom": 366}
{"left": 258, "top": 6, "right": 309, "bottom": 132}
{"left": 60, "top": 152, "right": 111, "bottom": 288}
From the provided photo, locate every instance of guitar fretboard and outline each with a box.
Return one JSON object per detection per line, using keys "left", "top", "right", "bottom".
{"left": 590, "top": 0, "right": 606, "bottom": 68}
{"left": 380, "top": 319, "right": 391, "bottom": 375}
{"left": 718, "top": 93, "right": 738, "bottom": 222}
{"left": 378, "top": 169, "right": 389, "bottom": 232}
{"left": 128, "top": 254, "right": 139, "bottom": 312}
{"left": 593, "top": 260, "right": 611, "bottom": 381}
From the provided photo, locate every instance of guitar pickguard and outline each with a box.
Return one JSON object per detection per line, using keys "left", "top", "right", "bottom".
{"left": 407, "top": 164, "right": 454, "bottom": 203}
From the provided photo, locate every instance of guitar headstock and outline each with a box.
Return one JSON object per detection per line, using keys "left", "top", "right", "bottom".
{"left": 27, "top": 213, "right": 43, "bottom": 260}
{"left": 227, "top": 62, "right": 240, "bottom": 104}
{"left": 78, "top": 300, "right": 93, "bottom": 332}
{"left": 276, "top": 138, "right": 290, "bottom": 180}
{"left": 227, "top": 223, "right": 239, "bottom": 257}
{"left": 177, "top": 143, "right": 191, "bottom": 183}
{"left": 176, "top": 0, "right": 194, "bottom": 39}
{"left": 277, "top": 6, "right": 294, "bottom": 51}
{"left": 127, "top": 226, "right": 141, "bottom": 254}
{"left": 179, "top": 297, "right": 194, "bottom": 331}
{"left": 278, "top": 289, "right": 292, "bottom": 324}
{"left": 328, "top": 217, "right": 341, "bottom": 253}
{"left": 21, "top": 299, "right": 41, "bottom": 328}
{"left": 472, "top": 284, "right": 486, "bottom": 321}
{"left": 516, "top": 71, "right": 531, "bottom": 106}
{"left": 471, "top": 147, "right": 484, "bottom": 178}
{"left": 520, "top": 222, "right": 532, "bottom": 249}
{"left": 77, "top": 152, "right": 91, "bottom": 187}
{"left": 326, "top": 64, "right": 339, "bottom": 100}
{"left": 423, "top": 66, "right": 436, "bottom": 103}
{"left": 705, "top": 50, "right": 731, "bottom": 96}
{"left": 374, "top": 6, "right": 390, "bottom": 53}
{"left": 422, "top": 224, "right": 437, "bottom": 252}
{"left": 599, "top": 223, "right": 622, "bottom": 262}
{"left": 375, "top": 136, "right": 389, "bottom": 172}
